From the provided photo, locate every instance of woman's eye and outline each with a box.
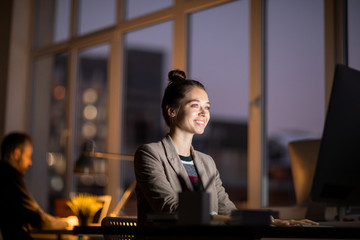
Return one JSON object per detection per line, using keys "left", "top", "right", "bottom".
{"left": 205, "top": 106, "right": 210, "bottom": 110}
{"left": 191, "top": 104, "right": 199, "bottom": 108}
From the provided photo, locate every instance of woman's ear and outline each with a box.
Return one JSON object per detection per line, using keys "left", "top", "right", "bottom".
{"left": 167, "top": 106, "right": 177, "bottom": 118}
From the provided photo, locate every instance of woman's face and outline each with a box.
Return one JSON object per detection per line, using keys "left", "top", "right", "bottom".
{"left": 172, "top": 87, "right": 210, "bottom": 135}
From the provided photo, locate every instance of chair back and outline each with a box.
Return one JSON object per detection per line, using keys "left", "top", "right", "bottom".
{"left": 288, "top": 139, "right": 320, "bottom": 206}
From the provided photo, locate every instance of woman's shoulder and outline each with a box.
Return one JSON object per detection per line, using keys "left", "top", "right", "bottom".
{"left": 192, "top": 149, "right": 214, "bottom": 161}
{"left": 135, "top": 140, "right": 162, "bottom": 153}
{"left": 135, "top": 134, "right": 175, "bottom": 152}
{"left": 134, "top": 138, "right": 171, "bottom": 166}
{"left": 135, "top": 135, "right": 172, "bottom": 156}
{"left": 192, "top": 149, "right": 218, "bottom": 173}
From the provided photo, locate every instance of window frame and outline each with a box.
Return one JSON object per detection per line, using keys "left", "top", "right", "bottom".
{"left": 5, "top": 0, "right": 348, "bottom": 213}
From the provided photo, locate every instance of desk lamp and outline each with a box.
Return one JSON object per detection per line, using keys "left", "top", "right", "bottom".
{"left": 74, "top": 140, "right": 96, "bottom": 175}
{"left": 74, "top": 140, "right": 136, "bottom": 217}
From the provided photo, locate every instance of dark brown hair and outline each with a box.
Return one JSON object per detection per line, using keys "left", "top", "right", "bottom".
{"left": 161, "top": 70, "right": 206, "bottom": 127}
{"left": 0, "top": 132, "right": 32, "bottom": 162}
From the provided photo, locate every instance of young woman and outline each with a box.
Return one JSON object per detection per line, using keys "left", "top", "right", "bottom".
{"left": 134, "top": 70, "right": 318, "bottom": 226}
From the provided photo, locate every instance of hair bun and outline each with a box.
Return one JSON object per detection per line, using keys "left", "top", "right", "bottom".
{"left": 168, "top": 70, "right": 186, "bottom": 83}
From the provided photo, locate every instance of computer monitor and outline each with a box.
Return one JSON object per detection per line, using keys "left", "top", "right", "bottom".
{"left": 311, "top": 64, "right": 360, "bottom": 207}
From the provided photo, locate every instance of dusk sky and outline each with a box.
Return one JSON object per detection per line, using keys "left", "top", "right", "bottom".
{"left": 55, "top": 0, "right": 360, "bottom": 140}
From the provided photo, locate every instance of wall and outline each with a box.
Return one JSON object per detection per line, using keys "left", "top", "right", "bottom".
{"left": 5, "top": 0, "right": 32, "bottom": 134}
{"left": 0, "top": 0, "right": 13, "bottom": 138}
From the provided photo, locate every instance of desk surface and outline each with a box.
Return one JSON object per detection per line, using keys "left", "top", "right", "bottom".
{"left": 73, "top": 224, "right": 360, "bottom": 239}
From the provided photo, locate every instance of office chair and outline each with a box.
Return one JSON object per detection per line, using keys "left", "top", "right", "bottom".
{"left": 288, "top": 139, "right": 326, "bottom": 221}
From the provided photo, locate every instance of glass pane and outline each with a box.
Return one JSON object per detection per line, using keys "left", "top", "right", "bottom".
{"left": 188, "top": 0, "right": 250, "bottom": 207}
{"left": 47, "top": 53, "right": 69, "bottom": 214}
{"left": 33, "top": 0, "right": 71, "bottom": 48}
{"left": 124, "top": 0, "right": 173, "bottom": 20}
{"left": 122, "top": 21, "right": 173, "bottom": 215}
{"left": 54, "top": 0, "right": 71, "bottom": 43}
{"left": 75, "top": 44, "right": 110, "bottom": 194}
{"left": 266, "top": 0, "right": 325, "bottom": 206}
{"left": 30, "top": 53, "right": 69, "bottom": 215}
{"left": 78, "top": 0, "right": 117, "bottom": 35}
{"left": 348, "top": 0, "right": 360, "bottom": 70}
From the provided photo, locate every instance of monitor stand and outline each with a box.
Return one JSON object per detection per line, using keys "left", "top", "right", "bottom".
{"left": 307, "top": 202, "right": 360, "bottom": 225}
{"left": 305, "top": 200, "right": 327, "bottom": 221}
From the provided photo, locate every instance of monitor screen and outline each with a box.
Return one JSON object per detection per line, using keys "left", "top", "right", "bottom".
{"left": 311, "top": 64, "right": 360, "bottom": 206}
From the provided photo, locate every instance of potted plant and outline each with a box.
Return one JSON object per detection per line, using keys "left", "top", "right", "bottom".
{"left": 67, "top": 193, "right": 103, "bottom": 226}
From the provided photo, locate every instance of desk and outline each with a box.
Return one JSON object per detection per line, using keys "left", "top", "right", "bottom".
{"left": 30, "top": 228, "right": 103, "bottom": 240}
{"left": 72, "top": 225, "right": 360, "bottom": 240}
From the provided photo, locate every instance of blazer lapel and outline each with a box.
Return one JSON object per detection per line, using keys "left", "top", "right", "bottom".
{"left": 191, "top": 147, "right": 210, "bottom": 191}
{"left": 161, "top": 135, "right": 193, "bottom": 191}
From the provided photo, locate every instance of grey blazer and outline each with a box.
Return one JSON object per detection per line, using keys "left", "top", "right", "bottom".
{"left": 134, "top": 135, "right": 237, "bottom": 223}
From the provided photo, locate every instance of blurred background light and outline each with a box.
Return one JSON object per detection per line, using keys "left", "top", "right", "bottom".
{"left": 83, "top": 104, "right": 98, "bottom": 120}
{"left": 83, "top": 88, "right": 98, "bottom": 104}
{"left": 82, "top": 122, "right": 97, "bottom": 138}
{"left": 51, "top": 176, "right": 64, "bottom": 191}
{"left": 53, "top": 85, "right": 66, "bottom": 100}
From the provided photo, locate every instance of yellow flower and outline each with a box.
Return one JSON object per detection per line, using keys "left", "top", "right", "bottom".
{"left": 67, "top": 193, "right": 103, "bottom": 218}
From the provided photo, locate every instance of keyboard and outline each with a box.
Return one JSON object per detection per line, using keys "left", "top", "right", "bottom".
{"left": 303, "top": 221, "right": 360, "bottom": 228}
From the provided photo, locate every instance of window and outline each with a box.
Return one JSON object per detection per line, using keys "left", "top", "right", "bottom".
{"left": 30, "top": 53, "right": 69, "bottom": 212}
{"left": 188, "top": 0, "right": 250, "bottom": 206}
{"left": 265, "top": 0, "right": 325, "bottom": 206}
{"left": 25, "top": 0, "right": 359, "bottom": 216}
{"left": 348, "top": 0, "right": 360, "bottom": 70}
{"left": 33, "top": 0, "right": 71, "bottom": 48}
{"left": 124, "top": 0, "right": 173, "bottom": 20}
{"left": 122, "top": 22, "right": 173, "bottom": 155}
{"left": 77, "top": 0, "right": 117, "bottom": 35}
{"left": 75, "top": 44, "right": 110, "bottom": 194}
{"left": 120, "top": 22, "right": 173, "bottom": 215}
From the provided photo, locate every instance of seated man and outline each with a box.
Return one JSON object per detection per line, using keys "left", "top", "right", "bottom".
{"left": 0, "top": 132, "right": 68, "bottom": 240}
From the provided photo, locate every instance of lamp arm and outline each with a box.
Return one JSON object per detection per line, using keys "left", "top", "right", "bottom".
{"left": 81, "top": 150, "right": 135, "bottom": 216}
{"left": 84, "top": 152, "right": 134, "bottom": 161}
{"left": 110, "top": 181, "right": 137, "bottom": 217}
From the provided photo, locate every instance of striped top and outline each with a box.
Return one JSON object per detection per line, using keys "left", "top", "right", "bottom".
{"left": 179, "top": 155, "right": 204, "bottom": 191}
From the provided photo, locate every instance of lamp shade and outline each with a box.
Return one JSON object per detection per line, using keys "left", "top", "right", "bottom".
{"left": 74, "top": 140, "right": 96, "bottom": 174}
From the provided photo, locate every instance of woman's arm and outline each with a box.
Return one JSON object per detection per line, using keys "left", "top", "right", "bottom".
{"left": 134, "top": 144, "right": 179, "bottom": 213}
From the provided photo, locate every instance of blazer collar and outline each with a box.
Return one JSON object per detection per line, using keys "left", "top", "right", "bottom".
{"left": 191, "top": 148, "right": 210, "bottom": 191}
{"left": 161, "top": 135, "right": 191, "bottom": 190}
{"left": 161, "top": 134, "right": 210, "bottom": 191}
